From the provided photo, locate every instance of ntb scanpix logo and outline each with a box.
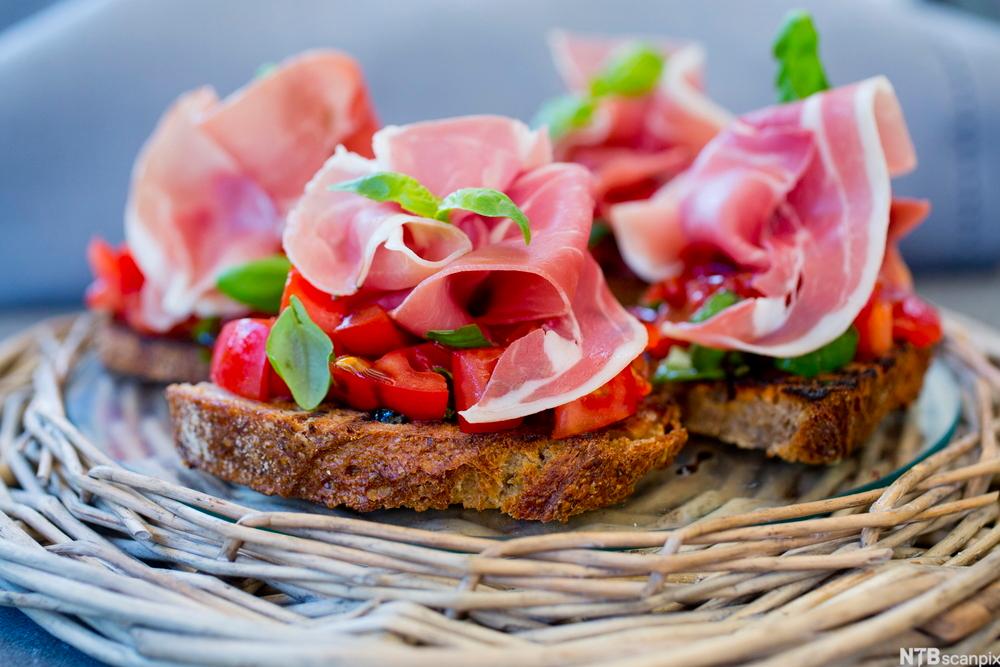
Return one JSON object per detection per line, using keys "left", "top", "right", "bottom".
{"left": 900, "top": 648, "right": 1000, "bottom": 666}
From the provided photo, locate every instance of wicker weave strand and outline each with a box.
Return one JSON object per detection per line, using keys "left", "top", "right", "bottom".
{"left": 0, "top": 314, "right": 997, "bottom": 666}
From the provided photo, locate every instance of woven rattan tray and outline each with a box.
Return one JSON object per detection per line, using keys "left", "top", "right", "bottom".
{"left": 0, "top": 313, "right": 998, "bottom": 666}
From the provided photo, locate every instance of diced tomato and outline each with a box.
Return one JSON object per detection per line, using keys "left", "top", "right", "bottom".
{"left": 85, "top": 238, "right": 144, "bottom": 314}
{"left": 642, "top": 322, "right": 682, "bottom": 359}
{"left": 892, "top": 294, "right": 942, "bottom": 348}
{"left": 373, "top": 347, "right": 450, "bottom": 421}
{"left": 280, "top": 267, "right": 348, "bottom": 336}
{"left": 329, "top": 356, "right": 382, "bottom": 411}
{"left": 452, "top": 348, "right": 523, "bottom": 434}
{"left": 552, "top": 364, "right": 651, "bottom": 439}
{"left": 641, "top": 262, "right": 758, "bottom": 319}
{"left": 332, "top": 304, "right": 413, "bottom": 358}
{"left": 854, "top": 287, "right": 893, "bottom": 359}
{"left": 210, "top": 318, "right": 274, "bottom": 402}
{"left": 406, "top": 342, "right": 453, "bottom": 372}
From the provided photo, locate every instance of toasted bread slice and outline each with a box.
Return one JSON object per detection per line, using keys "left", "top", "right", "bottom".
{"left": 167, "top": 383, "right": 687, "bottom": 522}
{"left": 97, "top": 317, "right": 209, "bottom": 384}
{"left": 664, "top": 344, "right": 933, "bottom": 464}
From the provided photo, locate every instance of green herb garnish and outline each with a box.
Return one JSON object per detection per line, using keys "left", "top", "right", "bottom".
{"left": 329, "top": 172, "right": 533, "bottom": 245}
{"left": 535, "top": 41, "right": 666, "bottom": 140}
{"left": 773, "top": 327, "right": 858, "bottom": 377}
{"left": 425, "top": 324, "right": 493, "bottom": 349}
{"left": 438, "top": 189, "right": 532, "bottom": 244}
{"left": 216, "top": 255, "right": 290, "bottom": 314}
{"left": 690, "top": 289, "right": 741, "bottom": 323}
{"left": 329, "top": 172, "right": 441, "bottom": 219}
{"left": 773, "top": 10, "right": 830, "bottom": 103}
{"left": 266, "top": 295, "right": 333, "bottom": 410}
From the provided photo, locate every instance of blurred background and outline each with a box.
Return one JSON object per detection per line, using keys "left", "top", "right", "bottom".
{"left": 0, "top": 0, "right": 999, "bottom": 326}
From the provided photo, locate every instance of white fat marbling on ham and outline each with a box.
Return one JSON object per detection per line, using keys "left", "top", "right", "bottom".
{"left": 547, "top": 30, "right": 731, "bottom": 210}
{"left": 284, "top": 117, "right": 647, "bottom": 422}
{"left": 608, "top": 76, "right": 917, "bottom": 357}
{"left": 126, "top": 51, "right": 378, "bottom": 332}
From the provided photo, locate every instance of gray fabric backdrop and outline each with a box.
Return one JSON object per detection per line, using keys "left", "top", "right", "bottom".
{"left": 1, "top": 0, "right": 999, "bottom": 308}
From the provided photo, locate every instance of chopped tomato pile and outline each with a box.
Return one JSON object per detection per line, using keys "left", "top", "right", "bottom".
{"left": 211, "top": 269, "right": 648, "bottom": 438}
{"left": 638, "top": 264, "right": 942, "bottom": 363}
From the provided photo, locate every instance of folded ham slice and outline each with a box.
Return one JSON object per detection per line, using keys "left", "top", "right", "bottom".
{"left": 609, "top": 76, "right": 917, "bottom": 357}
{"left": 126, "top": 51, "right": 378, "bottom": 332}
{"left": 284, "top": 116, "right": 647, "bottom": 423}
{"left": 548, "top": 30, "right": 731, "bottom": 210}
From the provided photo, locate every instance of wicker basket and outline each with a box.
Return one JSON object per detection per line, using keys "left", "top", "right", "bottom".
{"left": 0, "top": 313, "right": 997, "bottom": 666}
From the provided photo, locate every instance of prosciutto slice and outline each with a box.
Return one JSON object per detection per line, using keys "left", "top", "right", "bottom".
{"left": 548, "top": 30, "right": 731, "bottom": 210}
{"left": 284, "top": 116, "right": 647, "bottom": 423}
{"left": 126, "top": 51, "right": 378, "bottom": 332}
{"left": 609, "top": 76, "right": 917, "bottom": 357}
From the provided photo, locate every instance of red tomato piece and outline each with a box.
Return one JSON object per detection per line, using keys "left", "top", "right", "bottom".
{"left": 329, "top": 356, "right": 382, "bottom": 411}
{"left": 373, "top": 347, "right": 449, "bottom": 421}
{"left": 452, "top": 348, "right": 523, "bottom": 434}
{"left": 892, "top": 294, "right": 942, "bottom": 348}
{"left": 332, "top": 304, "right": 412, "bottom": 358}
{"left": 210, "top": 318, "right": 274, "bottom": 402}
{"left": 280, "top": 267, "right": 347, "bottom": 336}
{"left": 85, "top": 238, "right": 144, "bottom": 314}
{"left": 552, "top": 364, "right": 650, "bottom": 439}
{"left": 855, "top": 289, "right": 894, "bottom": 360}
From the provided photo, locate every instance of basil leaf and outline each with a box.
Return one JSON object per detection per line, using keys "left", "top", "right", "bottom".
{"left": 589, "top": 43, "right": 665, "bottom": 98}
{"left": 266, "top": 295, "right": 333, "bottom": 410}
{"left": 588, "top": 220, "right": 612, "bottom": 248}
{"left": 690, "top": 289, "right": 741, "bottom": 323}
{"left": 533, "top": 94, "right": 596, "bottom": 141}
{"left": 438, "top": 188, "right": 532, "bottom": 244}
{"left": 329, "top": 171, "right": 442, "bottom": 219}
{"left": 216, "top": 255, "right": 291, "bottom": 314}
{"left": 774, "top": 327, "right": 858, "bottom": 378}
{"left": 773, "top": 10, "right": 830, "bottom": 103}
{"left": 653, "top": 346, "right": 726, "bottom": 383}
{"left": 425, "top": 323, "right": 493, "bottom": 349}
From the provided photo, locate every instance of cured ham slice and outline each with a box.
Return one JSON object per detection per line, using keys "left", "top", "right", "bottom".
{"left": 609, "top": 76, "right": 917, "bottom": 357}
{"left": 126, "top": 51, "right": 378, "bottom": 332}
{"left": 284, "top": 116, "right": 647, "bottom": 422}
{"left": 547, "top": 30, "right": 731, "bottom": 209}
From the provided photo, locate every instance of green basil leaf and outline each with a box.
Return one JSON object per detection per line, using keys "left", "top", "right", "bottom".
{"left": 690, "top": 289, "right": 741, "bottom": 323}
{"left": 437, "top": 188, "right": 532, "bottom": 245}
{"left": 533, "top": 94, "right": 596, "bottom": 141}
{"left": 589, "top": 43, "right": 665, "bottom": 98}
{"left": 329, "top": 171, "right": 442, "bottom": 219}
{"left": 425, "top": 323, "right": 493, "bottom": 349}
{"left": 773, "top": 10, "right": 830, "bottom": 103}
{"left": 774, "top": 327, "right": 858, "bottom": 378}
{"left": 588, "top": 220, "right": 612, "bottom": 248}
{"left": 216, "top": 255, "right": 291, "bottom": 314}
{"left": 653, "top": 346, "right": 727, "bottom": 383}
{"left": 266, "top": 295, "right": 333, "bottom": 410}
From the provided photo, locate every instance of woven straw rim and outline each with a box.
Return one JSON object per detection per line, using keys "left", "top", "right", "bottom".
{"left": 0, "top": 313, "right": 998, "bottom": 667}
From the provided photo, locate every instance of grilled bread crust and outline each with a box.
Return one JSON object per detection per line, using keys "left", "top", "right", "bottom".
{"left": 664, "top": 344, "right": 933, "bottom": 464}
{"left": 97, "top": 317, "right": 209, "bottom": 384}
{"left": 167, "top": 383, "right": 687, "bottom": 522}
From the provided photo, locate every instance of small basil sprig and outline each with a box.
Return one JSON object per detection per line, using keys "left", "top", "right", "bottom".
{"left": 773, "top": 10, "right": 830, "bottom": 103}
{"left": 426, "top": 323, "right": 493, "bottom": 349}
{"left": 690, "top": 289, "right": 741, "bottom": 323}
{"left": 438, "top": 189, "right": 531, "bottom": 244}
{"left": 329, "top": 172, "right": 441, "bottom": 219}
{"left": 216, "top": 255, "right": 291, "bottom": 314}
{"left": 535, "top": 42, "right": 665, "bottom": 140}
{"left": 330, "top": 172, "right": 533, "bottom": 245}
{"left": 589, "top": 43, "right": 665, "bottom": 98}
{"left": 774, "top": 327, "right": 858, "bottom": 377}
{"left": 266, "top": 295, "right": 333, "bottom": 410}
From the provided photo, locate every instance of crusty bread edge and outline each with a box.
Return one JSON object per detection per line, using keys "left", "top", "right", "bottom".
{"left": 97, "top": 316, "right": 209, "bottom": 384}
{"left": 167, "top": 383, "right": 688, "bottom": 522}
